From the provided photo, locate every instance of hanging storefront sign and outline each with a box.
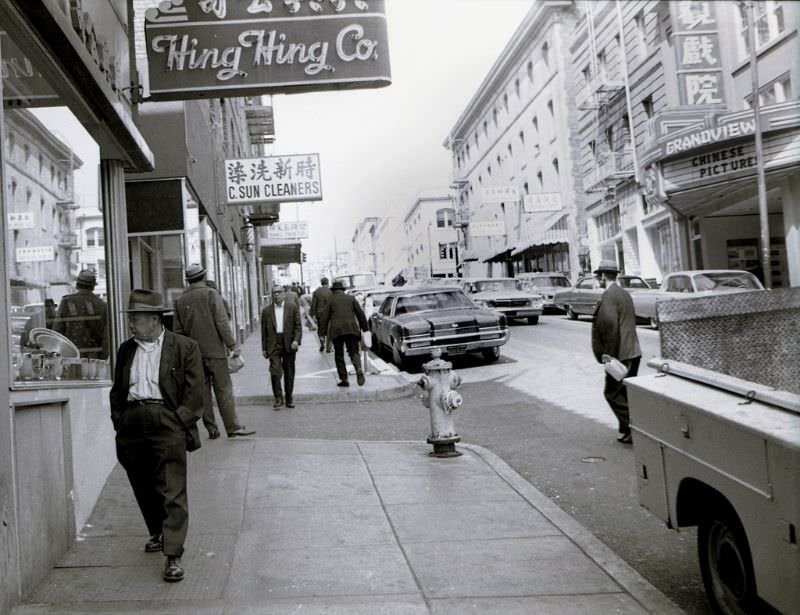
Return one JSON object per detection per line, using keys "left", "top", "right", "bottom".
{"left": 225, "top": 153, "right": 322, "bottom": 204}
{"left": 7, "top": 212, "right": 35, "bottom": 229}
{"left": 143, "top": 0, "right": 391, "bottom": 101}
{"left": 470, "top": 220, "right": 506, "bottom": 237}
{"left": 16, "top": 246, "right": 55, "bottom": 263}
{"left": 481, "top": 185, "right": 519, "bottom": 204}
{"left": 262, "top": 220, "right": 309, "bottom": 240}
{"left": 523, "top": 193, "right": 562, "bottom": 213}
{"left": 670, "top": 1, "right": 726, "bottom": 107}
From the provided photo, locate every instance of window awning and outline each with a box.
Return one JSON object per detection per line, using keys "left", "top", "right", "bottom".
{"left": 483, "top": 245, "right": 516, "bottom": 263}
{"left": 511, "top": 212, "right": 569, "bottom": 256}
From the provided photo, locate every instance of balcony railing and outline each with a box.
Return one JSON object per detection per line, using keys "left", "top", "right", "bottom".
{"left": 57, "top": 231, "right": 79, "bottom": 248}
{"left": 576, "top": 76, "right": 625, "bottom": 111}
{"left": 583, "top": 147, "right": 635, "bottom": 193}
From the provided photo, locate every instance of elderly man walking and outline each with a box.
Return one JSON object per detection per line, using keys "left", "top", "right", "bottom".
{"left": 591, "top": 260, "right": 642, "bottom": 444}
{"left": 173, "top": 264, "right": 254, "bottom": 439}
{"left": 310, "top": 277, "right": 332, "bottom": 351}
{"left": 261, "top": 286, "right": 302, "bottom": 409}
{"left": 318, "top": 280, "right": 368, "bottom": 387}
{"left": 110, "top": 289, "right": 203, "bottom": 582}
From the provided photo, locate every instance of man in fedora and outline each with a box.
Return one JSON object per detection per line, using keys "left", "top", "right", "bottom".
{"left": 309, "top": 277, "right": 332, "bottom": 351}
{"left": 53, "top": 268, "right": 108, "bottom": 359}
{"left": 317, "top": 280, "right": 368, "bottom": 387}
{"left": 590, "top": 259, "right": 642, "bottom": 444}
{"left": 110, "top": 289, "right": 204, "bottom": 582}
{"left": 173, "top": 264, "right": 254, "bottom": 439}
{"left": 261, "top": 286, "right": 302, "bottom": 408}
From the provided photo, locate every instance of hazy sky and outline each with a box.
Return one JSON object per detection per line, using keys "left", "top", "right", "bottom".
{"left": 272, "top": 0, "right": 534, "bottom": 262}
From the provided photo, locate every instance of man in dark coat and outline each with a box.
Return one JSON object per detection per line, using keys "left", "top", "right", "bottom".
{"left": 591, "top": 260, "right": 642, "bottom": 444}
{"left": 309, "top": 277, "right": 332, "bottom": 351}
{"left": 318, "top": 280, "right": 368, "bottom": 387}
{"left": 110, "top": 289, "right": 204, "bottom": 583}
{"left": 53, "top": 269, "right": 108, "bottom": 358}
{"left": 261, "top": 286, "right": 302, "bottom": 408}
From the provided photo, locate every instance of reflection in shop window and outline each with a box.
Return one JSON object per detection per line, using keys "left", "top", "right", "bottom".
{"left": 4, "top": 107, "right": 109, "bottom": 385}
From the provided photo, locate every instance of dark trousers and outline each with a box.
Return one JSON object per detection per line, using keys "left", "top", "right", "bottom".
{"left": 268, "top": 337, "right": 296, "bottom": 401}
{"left": 116, "top": 402, "right": 188, "bottom": 557}
{"left": 201, "top": 357, "right": 240, "bottom": 433}
{"left": 603, "top": 356, "right": 641, "bottom": 434}
{"left": 333, "top": 334, "right": 362, "bottom": 382}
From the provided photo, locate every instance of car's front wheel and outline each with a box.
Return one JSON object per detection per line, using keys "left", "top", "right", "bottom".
{"left": 481, "top": 346, "right": 501, "bottom": 363}
{"left": 527, "top": 315, "right": 539, "bottom": 325}
{"left": 566, "top": 305, "right": 579, "bottom": 320}
{"left": 391, "top": 338, "right": 408, "bottom": 370}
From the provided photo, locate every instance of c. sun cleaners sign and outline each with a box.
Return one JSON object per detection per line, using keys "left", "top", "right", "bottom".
{"left": 144, "top": 0, "right": 390, "bottom": 100}
{"left": 225, "top": 153, "right": 322, "bottom": 204}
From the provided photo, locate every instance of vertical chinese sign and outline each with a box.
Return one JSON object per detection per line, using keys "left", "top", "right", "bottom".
{"left": 671, "top": 1, "right": 726, "bottom": 107}
{"left": 225, "top": 154, "right": 322, "bottom": 204}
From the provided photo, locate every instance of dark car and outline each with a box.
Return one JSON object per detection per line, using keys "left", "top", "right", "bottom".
{"left": 369, "top": 287, "right": 508, "bottom": 369}
{"left": 553, "top": 274, "right": 654, "bottom": 320}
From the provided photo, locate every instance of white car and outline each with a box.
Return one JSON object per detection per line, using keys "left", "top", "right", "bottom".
{"left": 461, "top": 277, "right": 544, "bottom": 325}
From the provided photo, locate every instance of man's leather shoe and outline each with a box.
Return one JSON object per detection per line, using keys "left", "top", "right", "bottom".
{"left": 228, "top": 426, "right": 255, "bottom": 437}
{"left": 163, "top": 556, "right": 184, "bottom": 582}
{"left": 145, "top": 534, "right": 163, "bottom": 553}
{"left": 319, "top": 344, "right": 325, "bottom": 351}
{"left": 356, "top": 372, "right": 365, "bottom": 386}
{"left": 207, "top": 426, "right": 220, "bottom": 440}
{"left": 337, "top": 380, "right": 350, "bottom": 387}
{"left": 617, "top": 432, "right": 633, "bottom": 444}
{"left": 285, "top": 399, "right": 295, "bottom": 408}
{"left": 273, "top": 398, "right": 284, "bottom": 409}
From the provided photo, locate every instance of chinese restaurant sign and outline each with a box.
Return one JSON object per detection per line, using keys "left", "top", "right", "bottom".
{"left": 670, "top": 1, "right": 726, "bottom": 107}
{"left": 225, "top": 153, "right": 322, "bottom": 204}
{"left": 470, "top": 221, "right": 506, "bottom": 238}
{"left": 144, "top": 0, "right": 391, "bottom": 100}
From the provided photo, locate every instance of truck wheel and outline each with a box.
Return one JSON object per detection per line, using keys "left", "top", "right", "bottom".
{"left": 698, "top": 504, "right": 756, "bottom": 615}
{"left": 482, "top": 346, "right": 501, "bottom": 363}
{"left": 527, "top": 315, "right": 539, "bottom": 325}
{"left": 566, "top": 306, "right": 579, "bottom": 320}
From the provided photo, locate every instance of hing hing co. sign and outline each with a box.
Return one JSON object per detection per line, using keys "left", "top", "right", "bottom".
{"left": 144, "top": 0, "right": 391, "bottom": 100}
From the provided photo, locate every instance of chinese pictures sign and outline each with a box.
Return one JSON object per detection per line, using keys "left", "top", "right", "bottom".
{"left": 225, "top": 153, "right": 322, "bottom": 204}
{"left": 144, "top": 0, "right": 390, "bottom": 100}
{"left": 671, "top": 1, "right": 726, "bottom": 107}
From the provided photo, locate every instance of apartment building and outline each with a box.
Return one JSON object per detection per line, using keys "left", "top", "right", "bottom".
{"left": 403, "top": 189, "right": 459, "bottom": 281}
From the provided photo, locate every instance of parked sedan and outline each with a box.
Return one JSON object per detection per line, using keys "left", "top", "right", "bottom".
{"left": 515, "top": 272, "right": 571, "bottom": 312}
{"left": 369, "top": 287, "right": 508, "bottom": 369}
{"left": 632, "top": 269, "right": 765, "bottom": 328}
{"left": 553, "top": 274, "right": 654, "bottom": 320}
{"left": 461, "top": 277, "right": 544, "bottom": 324}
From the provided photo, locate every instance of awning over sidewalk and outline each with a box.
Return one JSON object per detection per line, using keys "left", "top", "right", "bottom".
{"left": 512, "top": 212, "right": 569, "bottom": 256}
{"left": 483, "top": 245, "right": 516, "bottom": 263}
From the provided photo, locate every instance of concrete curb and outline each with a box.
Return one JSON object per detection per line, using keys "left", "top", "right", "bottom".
{"left": 236, "top": 374, "right": 418, "bottom": 406}
{"left": 460, "top": 442, "right": 686, "bottom": 615}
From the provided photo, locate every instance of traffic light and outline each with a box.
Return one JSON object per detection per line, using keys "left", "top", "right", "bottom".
{"left": 301, "top": 251, "right": 307, "bottom": 263}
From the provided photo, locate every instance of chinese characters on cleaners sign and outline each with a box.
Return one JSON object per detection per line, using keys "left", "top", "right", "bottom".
{"left": 225, "top": 154, "right": 322, "bottom": 204}
{"left": 143, "top": 0, "right": 390, "bottom": 101}
{"left": 670, "top": 1, "right": 726, "bottom": 107}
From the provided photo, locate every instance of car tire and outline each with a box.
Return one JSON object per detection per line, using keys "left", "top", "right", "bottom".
{"left": 698, "top": 501, "right": 757, "bottom": 615}
{"left": 482, "top": 346, "right": 501, "bottom": 363}
{"left": 527, "top": 316, "right": 539, "bottom": 325}
{"left": 391, "top": 338, "right": 408, "bottom": 370}
{"left": 566, "top": 306, "right": 579, "bottom": 320}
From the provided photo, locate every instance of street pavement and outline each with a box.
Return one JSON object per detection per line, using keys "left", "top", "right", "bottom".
{"left": 11, "top": 331, "right": 685, "bottom": 615}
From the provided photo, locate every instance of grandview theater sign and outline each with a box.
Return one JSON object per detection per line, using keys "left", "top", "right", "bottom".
{"left": 144, "top": 0, "right": 391, "bottom": 100}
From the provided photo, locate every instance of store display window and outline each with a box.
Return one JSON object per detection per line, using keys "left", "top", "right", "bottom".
{"left": 3, "top": 35, "right": 109, "bottom": 386}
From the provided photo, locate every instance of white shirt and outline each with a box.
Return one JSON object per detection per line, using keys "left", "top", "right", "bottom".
{"left": 274, "top": 304, "right": 284, "bottom": 334}
{"left": 128, "top": 328, "right": 165, "bottom": 401}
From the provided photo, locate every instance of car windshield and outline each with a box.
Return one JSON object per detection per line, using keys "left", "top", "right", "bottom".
{"left": 692, "top": 272, "right": 762, "bottom": 291}
{"left": 619, "top": 277, "right": 650, "bottom": 289}
{"left": 473, "top": 280, "right": 518, "bottom": 292}
{"left": 395, "top": 290, "right": 474, "bottom": 314}
{"left": 523, "top": 276, "right": 569, "bottom": 288}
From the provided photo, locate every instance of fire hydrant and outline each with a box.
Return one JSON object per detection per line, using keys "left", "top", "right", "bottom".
{"left": 417, "top": 350, "right": 463, "bottom": 457}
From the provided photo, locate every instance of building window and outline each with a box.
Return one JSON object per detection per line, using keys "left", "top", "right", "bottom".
{"left": 518, "top": 130, "right": 525, "bottom": 144}
{"left": 487, "top": 164, "right": 492, "bottom": 176}
{"left": 497, "top": 154, "right": 502, "bottom": 167}
{"left": 547, "top": 100, "right": 554, "bottom": 118}
{"left": 436, "top": 208, "right": 454, "bottom": 228}
{"left": 634, "top": 11, "right": 647, "bottom": 60}
{"left": 474, "top": 132, "right": 479, "bottom": 148}
{"left": 523, "top": 181, "right": 529, "bottom": 194}
{"left": 737, "top": 1, "right": 785, "bottom": 58}
{"left": 537, "top": 170, "right": 543, "bottom": 189}
{"left": 439, "top": 242, "right": 457, "bottom": 260}
{"left": 597, "top": 49, "right": 607, "bottom": 82}
{"left": 541, "top": 41, "right": 549, "bottom": 68}
{"left": 532, "top": 115, "right": 539, "bottom": 133}
{"left": 515, "top": 78, "right": 520, "bottom": 97}
{"left": 642, "top": 95, "right": 655, "bottom": 137}
{"left": 503, "top": 93, "right": 508, "bottom": 112}
{"left": 582, "top": 64, "right": 592, "bottom": 86}
{"left": 86, "top": 227, "right": 104, "bottom": 247}
{"left": 507, "top": 143, "right": 513, "bottom": 156}
{"left": 596, "top": 207, "right": 621, "bottom": 241}
{"left": 744, "top": 73, "right": 792, "bottom": 107}
{"left": 527, "top": 60, "right": 534, "bottom": 82}
{"left": 552, "top": 158, "right": 559, "bottom": 176}
{"left": 492, "top": 108, "right": 498, "bottom": 126}
{"left": 483, "top": 120, "right": 488, "bottom": 137}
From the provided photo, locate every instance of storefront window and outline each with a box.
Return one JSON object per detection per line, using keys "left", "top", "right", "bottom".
{"left": 3, "top": 58, "right": 109, "bottom": 384}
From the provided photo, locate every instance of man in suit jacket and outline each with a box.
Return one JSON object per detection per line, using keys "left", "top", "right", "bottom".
{"left": 591, "top": 260, "right": 642, "bottom": 444}
{"left": 317, "top": 280, "right": 368, "bottom": 387}
{"left": 110, "top": 289, "right": 203, "bottom": 583}
{"left": 261, "top": 286, "right": 302, "bottom": 408}
{"left": 309, "top": 277, "right": 332, "bottom": 351}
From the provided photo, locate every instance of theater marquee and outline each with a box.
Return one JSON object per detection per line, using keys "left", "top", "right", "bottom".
{"left": 144, "top": 0, "right": 391, "bottom": 100}
{"left": 225, "top": 153, "right": 322, "bottom": 204}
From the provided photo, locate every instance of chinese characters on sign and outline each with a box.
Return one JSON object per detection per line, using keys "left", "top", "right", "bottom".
{"left": 7, "top": 212, "right": 34, "bottom": 229}
{"left": 481, "top": 186, "right": 519, "bottom": 204}
{"left": 16, "top": 246, "right": 55, "bottom": 263}
{"left": 144, "top": 0, "right": 391, "bottom": 100}
{"left": 262, "top": 221, "right": 309, "bottom": 240}
{"left": 470, "top": 220, "right": 506, "bottom": 237}
{"left": 225, "top": 154, "right": 322, "bottom": 204}
{"left": 671, "top": 1, "right": 726, "bottom": 107}
{"left": 523, "top": 193, "right": 562, "bottom": 213}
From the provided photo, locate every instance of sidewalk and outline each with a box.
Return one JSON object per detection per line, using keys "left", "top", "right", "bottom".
{"left": 13, "top": 437, "right": 683, "bottom": 615}
{"left": 232, "top": 326, "right": 418, "bottom": 405}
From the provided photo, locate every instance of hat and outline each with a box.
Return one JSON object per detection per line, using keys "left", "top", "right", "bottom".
{"left": 125, "top": 289, "right": 168, "bottom": 313}
{"left": 593, "top": 259, "right": 620, "bottom": 275}
{"left": 331, "top": 280, "right": 345, "bottom": 291}
{"left": 320, "top": 277, "right": 329, "bottom": 285}
{"left": 185, "top": 263, "right": 206, "bottom": 283}
{"left": 76, "top": 269, "right": 96, "bottom": 289}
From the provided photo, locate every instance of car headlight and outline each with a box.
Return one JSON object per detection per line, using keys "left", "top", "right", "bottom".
{"left": 474, "top": 300, "right": 489, "bottom": 309}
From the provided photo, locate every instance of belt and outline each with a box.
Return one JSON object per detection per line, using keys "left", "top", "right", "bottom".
{"left": 127, "top": 398, "right": 166, "bottom": 407}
